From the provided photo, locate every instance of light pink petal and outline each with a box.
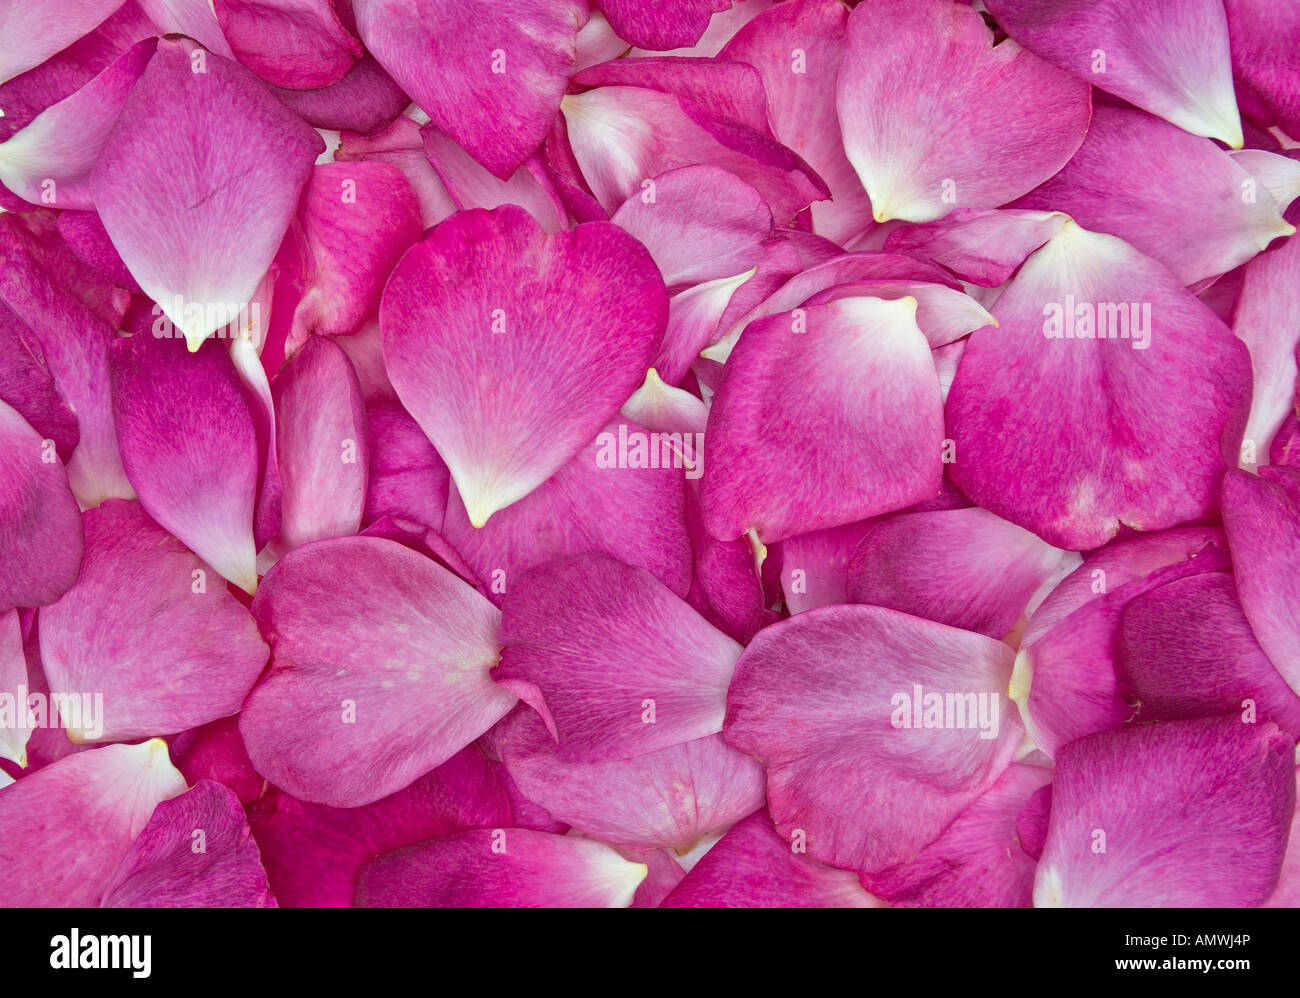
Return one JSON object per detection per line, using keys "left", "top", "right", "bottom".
{"left": 883, "top": 208, "right": 1070, "bottom": 288}
{"left": 0, "top": 740, "right": 186, "bottom": 906}
{"left": 0, "top": 38, "right": 154, "bottom": 210}
{"left": 355, "top": 828, "right": 647, "bottom": 908}
{"left": 776, "top": 519, "right": 878, "bottom": 614}
{"left": 561, "top": 84, "right": 828, "bottom": 224}
{"left": 1222, "top": 465, "right": 1300, "bottom": 696}
{"left": 1035, "top": 718, "right": 1294, "bottom": 907}
{"left": 264, "top": 335, "right": 367, "bottom": 559}
{"left": 363, "top": 399, "right": 450, "bottom": 531}
{"left": 109, "top": 333, "right": 260, "bottom": 593}
{"left": 1014, "top": 107, "right": 1294, "bottom": 286}
{"left": 421, "top": 127, "right": 567, "bottom": 233}
{"left": 246, "top": 744, "right": 512, "bottom": 907}
{"left": 90, "top": 37, "right": 323, "bottom": 350}
{"left": 846, "top": 507, "right": 1066, "bottom": 640}
{"left": 214, "top": 0, "right": 362, "bottom": 89}
{"left": 39, "top": 500, "right": 268, "bottom": 742}
{"left": 661, "top": 808, "right": 880, "bottom": 908}
{"left": 610, "top": 164, "right": 773, "bottom": 288}
{"left": 496, "top": 706, "right": 764, "bottom": 853}
{"left": 496, "top": 553, "right": 743, "bottom": 762}
{"left": 1116, "top": 572, "right": 1300, "bottom": 736}
{"left": 836, "top": 0, "right": 1090, "bottom": 223}
{"left": 0, "top": 398, "right": 83, "bottom": 613}
{"left": 987, "top": 0, "right": 1243, "bottom": 147}
{"left": 720, "top": 0, "right": 873, "bottom": 245}
{"left": 1013, "top": 533, "right": 1233, "bottom": 757}
{"left": 0, "top": 0, "right": 127, "bottom": 85}
{"left": 863, "top": 762, "right": 1053, "bottom": 908}
{"left": 137, "top": 0, "right": 235, "bottom": 58}
{"left": 442, "top": 417, "right": 693, "bottom": 606}
{"left": 353, "top": 0, "right": 583, "bottom": 179}
{"left": 656, "top": 271, "right": 755, "bottom": 386}
{"left": 947, "top": 222, "right": 1253, "bottom": 550}
{"left": 288, "top": 161, "right": 422, "bottom": 347}
{"left": 699, "top": 297, "right": 944, "bottom": 543}
{"left": 102, "top": 779, "right": 276, "bottom": 907}
{"left": 801, "top": 279, "right": 995, "bottom": 349}
{"left": 381, "top": 205, "right": 667, "bottom": 527}
{"left": 725, "top": 605, "right": 1022, "bottom": 873}
{"left": 0, "top": 610, "right": 28, "bottom": 766}
{"left": 596, "top": 0, "right": 733, "bottom": 51}
{"left": 240, "top": 536, "right": 516, "bottom": 807}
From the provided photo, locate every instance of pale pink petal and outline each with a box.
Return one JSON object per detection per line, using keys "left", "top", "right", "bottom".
{"left": 883, "top": 208, "right": 1069, "bottom": 287}
{"left": 422, "top": 127, "right": 567, "bottom": 233}
{"left": 0, "top": 0, "right": 127, "bottom": 85}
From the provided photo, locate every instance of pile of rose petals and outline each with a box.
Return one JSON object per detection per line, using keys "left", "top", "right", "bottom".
{"left": 1, "top": 0, "right": 1299, "bottom": 910}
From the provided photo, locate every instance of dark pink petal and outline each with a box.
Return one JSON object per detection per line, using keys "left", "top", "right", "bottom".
{"left": 268, "top": 55, "right": 408, "bottom": 134}
{"left": 661, "top": 809, "right": 880, "bottom": 908}
{"left": 0, "top": 399, "right": 83, "bottom": 613}
{"left": 700, "top": 298, "right": 944, "bottom": 543}
{"left": 1264, "top": 767, "right": 1300, "bottom": 907}
{"left": 265, "top": 336, "right": 367, "bottom": 559}
{"left": 725, "top": 605, "right": 1022, "bottom": 873}
{"left": 102, "top": 780, "right": 275, "bottom": 907}
{"left": 288, "top": 161, "right": 422, "bottom": 348}
{"left": 948, "top": 222, "right": 1253, "bottom": 550}
{"left": 1035, "top": 718, "right": 1294, "bottom": 906}
{"left": 630, "top": 849, "right": 687, "bottom": 907}
{"left": 109, "top": 333, "right": 261, "bottom": 593}
{"left": 0, "top": 740, "right": 186, "bottom": 906}
{"left": 1226, "top": 0, "right": 1300, "bottom": 139}
{"left": 1222, "top": 466, "right": 1300, "bottom": 695}
{"left": 56, "top": 210, "right": 140, "bottom": 292}
{"left": 381, "top": 205, "right": 667, "bottom": 527}
{"left": 214, "top": 0, "right": 362, "bottom": 89}
{"left": 496, "top": 553, "right": 743, "bottom": 762}
{"left": 883, "top": 208, "right": 1069, "bottom": 287}
{"left": 988, "top": 0, "right": 1243, "bottom": 147}
{"left": 837, "top": 0, "right": 1090, "bottom": 223}
{"left": 90, "top": 37, "right": 323, "bottom": 350}
{"left": 0, "top": 0, "right": 126, "bottom": 85}
{"left": 496, "top": 706, "right": 763, "bottom": 853}
{"left": 363, "top": 400, "right": 450, "bottom": 531}
{"left": 355, "top": 828, "right": 647, "bottom": 907}
{"left": 170, "top": 716, "right": 266, "bottom": 805}
{"left": 422, "top": 128, "right": 567, "bottom": 233}
{"left": 846, "top": 507, "right": 1066, "bottom": 639}
{"left": 721, "top": 0, "right": 873, "bottom": 245}
{"left": 610, "top": 165, "right": 773, "bottom": 288}
{"left": 1117, "top": 572, "right": 1300, "bottom": 736}
{"left": 246, "top": 744, "right": 512, "bottom": 907}
{"left": 864, "top": 763, "right": 1053, "bottom": 908}
{"left": 0, "top": 303, "right": 79, "bottom": 462}
{"left": 1014, "top": 107, "right": 1294, "bottom": 286}
{"left": 0, "top": 38, "right": 154, "bottom": 210}
{"left": 596, "top": 0, "right": 732, "bottom": 51}
{"left": 240, "top": 536, "right": 515, "bottom": 807}
{"left": 336, "top": 116, "right": 458, "bottom": 228}
{"left": 40, "top": 500, "right": 268, "bottom": 742}
{"left": 353, "top": 0, "right": 583, "bottom": 179}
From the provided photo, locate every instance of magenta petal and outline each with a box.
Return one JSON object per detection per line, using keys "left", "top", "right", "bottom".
{"left": 1264, "top": 767, "right": 1300, "bottom": 908}
{"left": 40, "top": 500, "right": 268, "bottom": 742}
{"left": 213, "top": 0, "right": 362, "bottom": 89}
{"left": 863, "top": 762, "right": 1053, "bottom": 908}
{"left": 90, "top": 37, "right": 323, "bottom": 350}
{"left": 883, "top": 208, "right": 1069, "bottom": 288}
{"left": 1222, "top": 466, "right": 1300, "bottom": 695}
{"left": 381, "top": 205, "right": 667, "bottom": 527}
{"left": 246, "top": 744, "right": 512, "bottom": 907}
{"left": 363, "top": 399, "right": 450, "bottom": 531}
{"left": 596, "top": 0, "right": 732, "bottom": 51}
{"left": 268, "top": 55, "right": 408, "bottom": 134}
{"left": 0, "top": 610, "right": 28, "bottom": 766}
{"left": 336, "top": 116, "right": 458, "bottom": 228}
{"left": 1014, "top": 106, "right": 1295, "bottom": 286}
{"left": 109, "top": 333, "right": 260, "bottom": 594}
{"left": 0, "top": 399, "right": 84, "bottom": 613}
{"left": 353, "top": 0, "right": 583, "bottom": 179}
{"left": 948, "top": 222, "right": 1253, "bottom": 550}
{"left": 0, "top": 303, "right": 80, "bottom": 461}
{"left": 776, "top": 519, "right": 878, "bottom": 615}
{"left": 1036, "top": 718, "right": 1294, "bottom": 907}
{"left": 0, "top": 740, "right": 186, "bottom": 906}
{"left": 836, "top": 0, "right": 1090, "bottom": 223}
{"left": 496, "top": 706, "right": 763, "bottom": 853}
{"left": 355, "top": 828, "right": 647, "bottom": 908}
{"left": 661, "top": 809, "right": 880, "bottom": 908}
{"left": 988, "top": 0, "right": 1243, "bottom": 147}
{"left": 725, "top": 605, "right": 1023, "bottom": 873}
{"left": 1116, "top": 572, "right": 1300, "bottom": 736}
{"left": 700, "top": 298, "right": 944, "bottom": 542}
{"left": 240, "top": 536, "right": 515, "bottom": 807}
{"left": 102, "top": 780, "right": 275, "bottom": 907}
{"left": 1226, "top": 0, "right": 1300, "bottom": 139}
{"left": 289, "top": 161, "right": 422, "bottom": 346}
{"left": 266, "top": 335, "right": 368, "bottom": 559}
{"left": 496, "top": 554, "right": 743, "bottom": 762}
{"left": 0, "top": 0, "right": 126, "bottom": 85}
